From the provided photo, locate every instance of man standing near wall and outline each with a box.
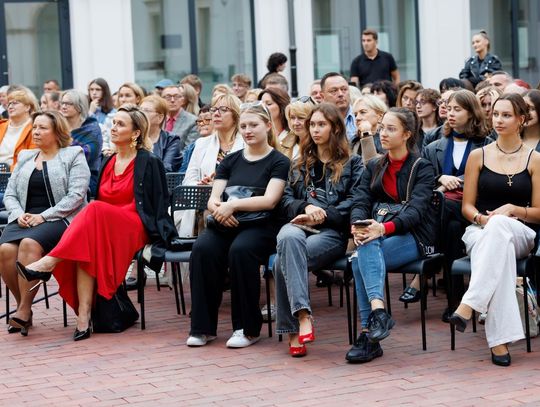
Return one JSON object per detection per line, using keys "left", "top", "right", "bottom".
{"left": 350, "top": 29, "right": 400, "bottom": 88}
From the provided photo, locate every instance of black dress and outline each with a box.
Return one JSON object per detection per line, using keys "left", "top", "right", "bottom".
{"left": 0, "top": 168, "right": 67, "bottom": 253}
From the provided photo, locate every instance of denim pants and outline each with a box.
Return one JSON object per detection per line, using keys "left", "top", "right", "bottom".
{"left": 352, "top": 233, "right": 420, "bottom": 328}
{"left": 274, "top": 223, "right": 347, "bottom": 334}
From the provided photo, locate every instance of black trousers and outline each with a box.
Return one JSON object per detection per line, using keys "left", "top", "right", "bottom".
{"left": 189, "top": 225, "right": 277, "bottom": 338}
{"left": 442, "top": 198, "right": 468, "bottom": 309}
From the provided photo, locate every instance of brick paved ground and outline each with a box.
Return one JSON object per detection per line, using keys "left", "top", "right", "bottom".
{"left": 1, "top": 272, "right": 540, "bottom": 406}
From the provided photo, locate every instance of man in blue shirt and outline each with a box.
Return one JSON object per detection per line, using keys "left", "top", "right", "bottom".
{"left": 320, "top": 72, "right": 357, "bottom": 141}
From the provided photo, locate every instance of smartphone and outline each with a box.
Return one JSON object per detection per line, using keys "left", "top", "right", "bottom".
{"left": 292, "top": 223, "right": 321, "bottom": 234}
{"left": 352, "top": 220, "right": 371, "bottom": 227}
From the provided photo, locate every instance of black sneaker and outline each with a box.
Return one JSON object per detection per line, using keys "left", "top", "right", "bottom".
{"left": 366, "top": 309, "right": 394, "bottom": 343}
{"left": 345, "top": 332, "right": 383, "bottom": 363}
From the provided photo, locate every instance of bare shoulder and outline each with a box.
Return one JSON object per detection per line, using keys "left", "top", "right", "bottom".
{"left": 466, "top": 147, "right": 484, "bottom": 168}
{"left": 527, "top": 150, "right": 540, "bottom": 173}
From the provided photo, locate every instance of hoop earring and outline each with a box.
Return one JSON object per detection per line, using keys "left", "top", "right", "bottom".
{"left": 130, "top": 136, "right": 138, "bottom": 149}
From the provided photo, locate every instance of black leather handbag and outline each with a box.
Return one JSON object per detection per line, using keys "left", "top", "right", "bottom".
{"left": 91, "top": 285, "right": 139, "bottom": 333}
{"left": 207, "top": 185, "right": 271, "bottom": 229}
{"left": 372, "top": 157, "right": 422, "bottom": 223}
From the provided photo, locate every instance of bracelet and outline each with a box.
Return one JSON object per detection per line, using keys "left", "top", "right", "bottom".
{"left": 472, "top": 212, "right": 481, "bottom": 225}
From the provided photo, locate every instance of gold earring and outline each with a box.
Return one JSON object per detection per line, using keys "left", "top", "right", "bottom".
{"left": 130, "top": 136, "right": 137, "bottom": 149}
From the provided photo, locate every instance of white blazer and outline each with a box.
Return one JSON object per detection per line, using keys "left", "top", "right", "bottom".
{"left": 176, "top": 132, "right": 244, "bottom": 237}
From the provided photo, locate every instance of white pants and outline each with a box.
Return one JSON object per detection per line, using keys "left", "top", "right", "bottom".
{"left": 461, "top": 215, "right": 536, "bottom": 348}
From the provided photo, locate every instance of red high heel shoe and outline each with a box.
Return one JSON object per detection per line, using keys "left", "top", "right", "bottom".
{"left": 289, "top": 343, "right": 307, "bottom": 357}
{"left": 298, "top": 318, "right": 315, "bottom": 345}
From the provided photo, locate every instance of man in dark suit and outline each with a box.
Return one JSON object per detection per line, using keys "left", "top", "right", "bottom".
{"left": 161, "top": 85, "right": 199, "bottom": 154}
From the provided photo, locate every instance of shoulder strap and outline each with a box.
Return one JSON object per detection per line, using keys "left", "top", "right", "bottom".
{"left": 526, "top": 148, "right": 534, "bottom": 170}
{"left": 404, "top": 157, "right": 422, "bottom": 203}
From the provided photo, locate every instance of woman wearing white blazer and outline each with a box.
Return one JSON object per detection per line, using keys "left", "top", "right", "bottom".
{"left": 176, "top": 94, "right": 244, "bottom": 237}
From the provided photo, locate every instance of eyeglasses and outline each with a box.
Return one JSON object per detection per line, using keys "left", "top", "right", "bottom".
{"left": 163, "top": 95, "right": 183, "bottom": 101}
{"left": 60, "top": 101, "right": 74, "bottom": 107}
{"left": 196, "top": 118, "right": 212, "bottom": 125}
{"left": 7, "top": 100, "right": 21, "bottom": 107}
{"left": 414, "top": 99, "right": 431, "bottom": 107}
{"left": 297, "top": 96, "right": 313, "bottom": 103}
{"left": 209, "top": 106, "right": 232, "bottom": 114}
{"left": 326, "top": 87, "right": 349, "bottom": 96}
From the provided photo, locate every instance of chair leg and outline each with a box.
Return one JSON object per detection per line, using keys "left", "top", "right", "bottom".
{"left": 5, "top": 286, "right": 9, "bottom": 324}
{"left": 472, "top": 311, "right": 477, "bottom": 333}
{"left": 339, "top": 283, "right": 344, "bottom": 308}
{"left": 178, "top": 263, "right": 186, "bottom": 315}
{"left": 402, "top": 274, "right": 408, "bottom": 309}
{"left": 385, "top": 273, "right": 392, "bottom": 316}
{"left": 353, "top": 286, "right": 358, "bottom": 340}
{"left": 43, "top": 282, "right": 50, "bottom": 309}
{"left": 420, "top": 273, "right": 427, "bottom": 351}
{"left": 345, "top": 279, "right": 352, "bottom": 345}
{"left": 450, "top": 321, "right": 456, "bottom": 350}
{"left": 264, "top": 271, "right": 272, "bottom": 338}
{"left": 136, "top": 252, "right": 146, "bottom": 330}
{"left": 327, "top": 284, "right": 333, "bottom": 307}
{"left": 171, "top": 262, "right": 181, "bottom": 315}
{"left": 432, "top": 274, "right": 437, "bottom": 297}
{"left": 523, "top": 277, "right": 531, "bottom": 353}
{"left": 63, "top": 300, "right": 68, "bottom": 327}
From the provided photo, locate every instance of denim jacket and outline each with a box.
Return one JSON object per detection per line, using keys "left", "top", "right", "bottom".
{"left": 279, "top": 155, "right": 363, "bottom": 234}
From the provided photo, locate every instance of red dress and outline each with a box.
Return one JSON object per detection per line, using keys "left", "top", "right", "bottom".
{"left": 50, "top": 156, "right": 149, "bottom": 311}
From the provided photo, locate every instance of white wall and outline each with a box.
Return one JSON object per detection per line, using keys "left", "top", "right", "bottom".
{"left": 418, "top": 0, "right": 471, "bottom": 89}
{"left": 69, "top": 0, "right": 134, "bottom": 92}
{"left": 253, "top": 0, "right": 290, "bottom": 85}
{"left": 294, "top": 0, "right": 315, "bottom": 96}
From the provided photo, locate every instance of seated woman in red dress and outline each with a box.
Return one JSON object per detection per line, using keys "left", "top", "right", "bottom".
{"left": 17, "top": 104, "right": 177, "bottom": 341}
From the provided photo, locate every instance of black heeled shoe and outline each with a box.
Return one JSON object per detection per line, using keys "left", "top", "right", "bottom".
{"left": 16, "top": 261, "right": 52, "bottom": 291}
{"left": 9, "top": 316, "right": 32, "bottom": 337}
{"left": 449, "top": 312, "right": 471, "bottom": 332}
{"left": 491, "top": 350, "right": 511, "bottom": 367}
{"left": 7, "top": 326, "right": 21, "bottom": 334}
{"left": 73, "top": 321, "right": 92, "bottom": 342}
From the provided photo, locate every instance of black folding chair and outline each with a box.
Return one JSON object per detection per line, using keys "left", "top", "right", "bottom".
{"left": 136, "top": 185, "right": 212, "bottom": 329}
{"left": 449, "top": 254, "right": 539, "bottom": 352}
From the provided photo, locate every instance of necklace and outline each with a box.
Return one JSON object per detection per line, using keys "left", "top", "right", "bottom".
{"left": 496, "top": 141, "right": 523, "bottom": 155}
{"left": 498, "top": 147, "right": 524, "bottom": 187}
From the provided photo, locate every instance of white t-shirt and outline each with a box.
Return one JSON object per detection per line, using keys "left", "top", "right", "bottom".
{"left": 0, "top": 120, "right": 29, "bottom": 166}
{"left": 452, "top": 140, "right": 468, "bottom": 170}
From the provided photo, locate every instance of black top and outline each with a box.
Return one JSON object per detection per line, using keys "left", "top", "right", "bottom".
{"left": 350, "top": 50, "right": 397, "bottom": 87}
{"left": 476, "top": 150, "right": 533, "bottom": 214}
{"left": 152, "top": 130, "right": 182, "bottom": 172}
{"left": 25, "top": 168, "right": 50, "bottom": 213}
{"left": 459, "top": 53, "right": 502, "bottom": 87}
{"left": 215, "top": 149, "right": 290, "bottom": 188}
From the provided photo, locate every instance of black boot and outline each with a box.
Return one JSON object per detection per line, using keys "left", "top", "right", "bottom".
{"left": 346, "top": 332, "right": 383, "bottom": 363}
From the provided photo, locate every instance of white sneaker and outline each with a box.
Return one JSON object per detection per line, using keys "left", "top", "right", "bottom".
{"left": 186, "top": 334, "right": 216, "bottom": 347}
{"left": 226, "top": 329, "right": 260, "bottom": 348}
{"left": 261, "top": 304, "right": 276, "bottom": 322}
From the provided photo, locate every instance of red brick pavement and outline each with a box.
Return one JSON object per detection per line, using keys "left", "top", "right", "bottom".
{"left": 1, "top": 274, "right": 540, "bottom": 406}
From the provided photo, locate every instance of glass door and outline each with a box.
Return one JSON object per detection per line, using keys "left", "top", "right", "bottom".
{"left": 0, "top": 0, "right": 72, "bottom": 95}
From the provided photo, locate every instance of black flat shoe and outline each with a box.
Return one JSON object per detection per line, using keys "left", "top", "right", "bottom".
{"left": 346, "top": 332, "right": 383, "bottom": 363}
{"left": 74, "top": 322, "right": 92, "bottom": 342}
{"left": 491, "top": 350, "right": 511, "bottom": 367}
{"left": 366, "top": 309, "right": 395, "bottom": 343}
{"left": 449, "top": 312, "right": 470, "bottom": 332}
{"left": 398, "top": 286, "right": 421, "bottom": 303}
{"left": 16, "top": 261, "right": 52, "bottom": 291}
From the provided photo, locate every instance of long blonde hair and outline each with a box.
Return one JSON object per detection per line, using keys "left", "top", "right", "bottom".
{"left": 117, "top": 104, "right": 152, "bottom": 151}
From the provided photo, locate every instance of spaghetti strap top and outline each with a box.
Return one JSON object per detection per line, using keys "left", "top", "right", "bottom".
{"left": 475, "top": 148, "right": 533, "bottom": 214}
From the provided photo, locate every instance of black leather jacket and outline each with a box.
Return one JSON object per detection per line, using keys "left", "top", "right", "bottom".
{"left": 279, "top": 155, "right": 363, "bottom": 235}
{"left": 98, "top": 149, "right": 178, "bottom": 271}
{"left": 351, "top": 154, "right": 437, "bottom": 256}
{"left": 152, "top": 130, "right": 182, "bottom": 172}
{"left": 459, "top": 53, "right": 502, "bottom": 86}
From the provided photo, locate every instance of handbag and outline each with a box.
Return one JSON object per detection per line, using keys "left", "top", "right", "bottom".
{"left": 91, "top": 285, "right": 139, "bottom": 333}
{"left": 372, "top": 157, "right": 422, "bottom": 223}
{"left": 207, "top": 185, "right": 271, "bottom": 230}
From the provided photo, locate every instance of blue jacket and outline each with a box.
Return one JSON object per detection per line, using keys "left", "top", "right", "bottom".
{"left": 71, "top": 116, "right": 103, "bottom": 197}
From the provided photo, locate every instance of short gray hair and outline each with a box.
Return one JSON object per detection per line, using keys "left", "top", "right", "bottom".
{"left": 62, "top": 89, "right": 89, "bottom": 121}
{"left": 0, "top": 86, "right": 8, "bottom": 94}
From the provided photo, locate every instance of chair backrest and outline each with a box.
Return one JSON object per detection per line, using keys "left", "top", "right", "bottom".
{"left": 171, "top": 185, "right": 212, "bottom": 213}
{"left": 0, "top": 163, "right": 9, "bottom": 173}
{"left": 0, "top": 173, "right": 10, "bottom": 193}
{"left": 166, "top": 172, "right": 185, "bottom": 194}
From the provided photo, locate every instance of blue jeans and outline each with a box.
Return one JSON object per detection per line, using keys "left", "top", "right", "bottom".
{"left": 274, "top": 224, "right": 347, "bottom": 334}
{"left": 352, "top": 233, "right": 420, "bottom": 328}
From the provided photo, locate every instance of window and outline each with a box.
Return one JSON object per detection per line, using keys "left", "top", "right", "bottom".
{"left": 516, "top": 0, "right": 540, "bottom": 86}
{"left": 131, "top": 0, "right": 192, "bottom": 93}
{"left": 364, "top": 0, "right": 418, "bottom": 81}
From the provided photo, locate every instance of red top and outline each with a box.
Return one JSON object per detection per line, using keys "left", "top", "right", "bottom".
{"left": 381, "top": 154, "right": 408, "bottom": 235}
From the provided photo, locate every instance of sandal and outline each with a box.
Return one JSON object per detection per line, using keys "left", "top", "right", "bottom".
{"left": 398, "top": 286, "right": 421, "bottom": 303}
